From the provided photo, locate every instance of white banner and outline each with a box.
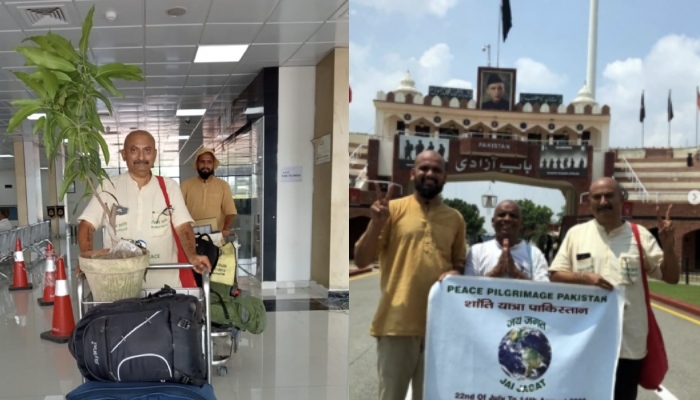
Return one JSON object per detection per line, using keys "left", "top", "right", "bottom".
{"left": 425, "top": 276, "right": 624, "bottom": 400}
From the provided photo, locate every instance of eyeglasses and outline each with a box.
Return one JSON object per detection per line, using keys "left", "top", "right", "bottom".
{"left": 155, "top": 205, "right": 174, "bottom": 223}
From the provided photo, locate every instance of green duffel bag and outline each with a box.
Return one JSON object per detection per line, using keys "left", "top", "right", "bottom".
{"left": 209, "top": 282, "right": 267, "bottom": 335}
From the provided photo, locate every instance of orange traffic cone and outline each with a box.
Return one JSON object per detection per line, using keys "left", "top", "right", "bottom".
{"left": 38, "top": 242, "right": 56, "bottom": 306}
{"left": 40, "top": 257, "right": 75, "bottom": 344}
{"left": 9, "top": 238, "right": 32, "bottom": 291}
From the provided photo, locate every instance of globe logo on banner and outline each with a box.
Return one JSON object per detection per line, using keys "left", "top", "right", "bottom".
{"left": 498, "top": 327, "right": 552, "bottom": 382}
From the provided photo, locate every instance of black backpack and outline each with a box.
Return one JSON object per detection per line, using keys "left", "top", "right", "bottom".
{"left": 68, "top": 286, "right": 207, "bottom": 386}
{"left": 195, "top": 233, "right": 220, "bottom": 288}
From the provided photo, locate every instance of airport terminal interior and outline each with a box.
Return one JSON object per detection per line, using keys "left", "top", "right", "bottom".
{"left": 0, "top": 0, "right": 349, "bottom": 398}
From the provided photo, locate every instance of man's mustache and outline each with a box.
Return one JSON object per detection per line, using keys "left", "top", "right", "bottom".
{"left": 597, "top": 205, "right": 613, "bottom": 211}
{"left": 133, "top": 160, "right": 149, "bottom": 165}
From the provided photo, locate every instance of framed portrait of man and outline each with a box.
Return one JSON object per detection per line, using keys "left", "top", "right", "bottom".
{"left": 477, "top": 67, "right": 517, "bottom": 111}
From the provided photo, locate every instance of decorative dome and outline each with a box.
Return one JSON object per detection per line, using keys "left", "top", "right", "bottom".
{"left": 572, "top": 82, "right": 596, "bottom": 106}
{"left": 394, "top": 70, "right": 421, "bottom": 96}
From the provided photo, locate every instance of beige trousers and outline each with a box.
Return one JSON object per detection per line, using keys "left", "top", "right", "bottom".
{"left": 377, "top": 336, "right": 425, "bottom": 400}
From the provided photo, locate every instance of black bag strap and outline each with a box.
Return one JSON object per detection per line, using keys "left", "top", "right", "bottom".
{"left": 149, "top": 285, "right": 176, "bottom": 298}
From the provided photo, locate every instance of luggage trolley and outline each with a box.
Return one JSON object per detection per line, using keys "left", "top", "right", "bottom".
{"left": 206, "top": 230, "right": 243, "bottom": 377}
{"left": 76, "top": 264, "right": 215, "bottom": 385}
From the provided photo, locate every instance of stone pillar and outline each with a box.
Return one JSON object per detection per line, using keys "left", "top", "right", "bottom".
{"left": 13, "top": 132, "right": 43, "bottom": 261}
{"left": 310, "top": 47, "right": 349, "bottom": 296}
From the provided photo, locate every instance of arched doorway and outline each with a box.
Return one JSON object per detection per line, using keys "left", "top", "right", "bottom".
{"left": 682, "top": 229, "right": 700, "bottom": 271}
{"left": 350, "top": 216, "right": 370, "bottom": 260}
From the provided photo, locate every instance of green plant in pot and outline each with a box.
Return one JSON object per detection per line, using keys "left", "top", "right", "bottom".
{"left": 6, "top": 6, "right": 150, "bottom": 301}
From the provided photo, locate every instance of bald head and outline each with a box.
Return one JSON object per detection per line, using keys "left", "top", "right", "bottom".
{"left": 495, "top": 200, "right": 521, "bottom": 215}
{"left": 415, "top": 150, "right": 445, "bottom": 170}
{"left": 121, "top": 130, "right": 156, "bottom": 177}
{"left": 123, "top": 130, "right": 155, "bottom": 148}
{"left": 590, "top": 177, "right": 625, "bottom": 199}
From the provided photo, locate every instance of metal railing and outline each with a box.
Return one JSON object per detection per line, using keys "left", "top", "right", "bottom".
{"left": 354, "top": 165, "right": 368, "bottom": 189}
{"left": 628, "top": 191, "right": 692, "bottom": 204}
{"left": 621, "top": 157, "right": 649, "bottom": 202}
{"left": 0, "top": 221, "right": 52, "bottom": 280}
{"left": 349, "top": 143, "right": 365, "bottom": 164}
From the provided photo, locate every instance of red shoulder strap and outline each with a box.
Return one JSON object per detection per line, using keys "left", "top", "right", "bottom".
{"left": 156, "top": 176, "right": 196, "bottom": 288}
{"left": 156, "top": 176, "right": 171, "bottom": 207}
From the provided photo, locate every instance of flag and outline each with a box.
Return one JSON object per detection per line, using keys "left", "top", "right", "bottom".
{"left": 501, "top": 0, "right": 512, "bottom": 42}
{"left": 696, "top": 86, "right": 700, "bottom": 110}
{"left": 349, "top": 86, "right": 352, "bottom": 103}
{"left": 668, "top": 90, "right": 674, "bottom": 122}
{"left": 639, "top": 90, "right": 645, "bottom": 123}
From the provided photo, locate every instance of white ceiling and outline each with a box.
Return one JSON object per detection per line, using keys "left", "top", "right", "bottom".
{"left": 0, "top": 0, "right": 349, "bottom": 169}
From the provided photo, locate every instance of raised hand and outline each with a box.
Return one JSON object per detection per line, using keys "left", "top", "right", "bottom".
{"left": 370, "top": 183, "right": 394, "bottom": 226}
{"left": 656, "top": 204, "right": 675, "bottom": 245}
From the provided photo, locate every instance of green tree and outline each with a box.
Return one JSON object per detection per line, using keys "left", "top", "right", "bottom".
{"left": 556, "top": 205, "right": 566, "bottom": 224}
{"left": 516, "top": 199, "right": 554, "bottom": 243}
{"left": 442, "top": 198, "right": 485, "bottom": 238}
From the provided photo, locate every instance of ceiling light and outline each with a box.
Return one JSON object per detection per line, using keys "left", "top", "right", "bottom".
{"left": 194, "top": 45, "right": 248, "bottom": 63}
{"left": 168, "top": 136, "right": 190, "bottom": 141}
{"left": 176, "top": 109, "right": 206, "bottom": 117}
{"left": 0, "top": 155, "right": 14, "bottom": 158}
{"left": 40, "top": 167, "right": 48, "bottom": 170}
{"left": 167, "top": 6, "right": 187, "bottom": 17}
{"left": 244, "top": 107, "right": 264, "bottom": 115}
{"left": 28, "top": 113, "right": 46, "bottom": 120}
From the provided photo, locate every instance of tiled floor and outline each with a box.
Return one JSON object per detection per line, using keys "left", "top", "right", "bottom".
{"left": 0, "top": 239, "right": 349, "bottom": 400}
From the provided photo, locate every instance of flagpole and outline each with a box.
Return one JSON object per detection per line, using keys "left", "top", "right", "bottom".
{"left": 696, "top": 86, "right": 699, "bottom": 147}
{"left": 496, "top": 2, "right": 501, "bottom": 68}
{"left": 641, "top": 90, "right": 645, "bottom": 148}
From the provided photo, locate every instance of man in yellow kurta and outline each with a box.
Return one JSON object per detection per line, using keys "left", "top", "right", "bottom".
{"left": 354, "top": 150, "right": 467, "bottom": 400}
{"left": 180, "top": 148, "right": 237, "bottom": 236}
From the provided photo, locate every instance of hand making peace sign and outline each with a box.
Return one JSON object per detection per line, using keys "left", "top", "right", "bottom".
{"left": 656, "top": 204, "right": 675, "bottom": 244}
{"left": 370, "top": 183, "right": 394, "bottom": 226}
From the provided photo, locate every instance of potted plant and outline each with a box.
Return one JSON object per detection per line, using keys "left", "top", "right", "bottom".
{"left": 6, "top": 6, "right": 149, "bottom": 301}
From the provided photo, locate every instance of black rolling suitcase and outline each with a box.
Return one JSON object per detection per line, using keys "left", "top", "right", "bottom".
{"left": 68, "top": 286, "right": 207, "bottom": 385}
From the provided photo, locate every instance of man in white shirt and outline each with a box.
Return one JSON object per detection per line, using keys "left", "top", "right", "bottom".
{"left": 549, "top": 178, "right": 679, "bottom": 399}
{"left": 0, "top": 208, "right": 12, "bottom": 232}
{"left": 465, "top": 200, "right": 549, "bottom": 281}
{"left": 77, "top": 130, "right": 211, "bottom": 289}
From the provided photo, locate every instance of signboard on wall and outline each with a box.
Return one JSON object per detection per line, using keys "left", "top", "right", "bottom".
{"left": 453, "top": 155, "right": 535, "bottom": 175}
{"left": 428, "top": 86, "right": 473, "bottom": 101}
{"left": 539, "top": 145, "right": 589, "bottom": 178}
{"left": 313, "top": 134, "right": 332, "bottom": 165}
{"left": 519, "top": 93, "right": 564, "bottom": 106}
{"left": 398, "top": 135, "right": 451, "bottom": 169}
{"left": 460, "top": 137, "right": 530, "bottom": 158}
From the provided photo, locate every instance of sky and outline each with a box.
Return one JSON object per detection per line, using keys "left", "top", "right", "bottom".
{"left": 349, "top": 0, "right": 700, "bottom": 233}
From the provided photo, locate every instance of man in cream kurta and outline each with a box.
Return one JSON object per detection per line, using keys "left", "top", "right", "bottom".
{"left": 78, "top": 172, "right": 192, "bottom": 289}
{"left": 77, "top": 130, "right": 211, "bottom": 289}
{"left": 549, "top": 177, "right": 679, "bottom": 400}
